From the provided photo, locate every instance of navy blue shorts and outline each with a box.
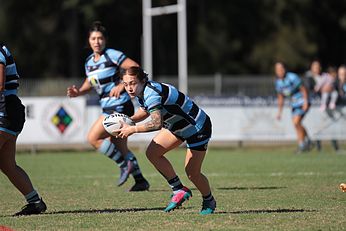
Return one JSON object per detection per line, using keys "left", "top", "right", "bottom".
{"left": 0, "top": 95, "right": 25, "bottom": 136}
{"left": 102, "top": 99, "right": 134, "bottom": 117}
{"left": 175, "top": 116, "right": 212, "bottom": 151}
{"left": 292, "top": 104, "right": 310, "bottom": 118}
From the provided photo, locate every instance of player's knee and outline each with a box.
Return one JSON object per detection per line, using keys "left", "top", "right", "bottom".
{"left": 87, "top": 135, "right": 98, "bottom": 148}
{"left": 293, "top": 121, "right": 300, "bottom": 128}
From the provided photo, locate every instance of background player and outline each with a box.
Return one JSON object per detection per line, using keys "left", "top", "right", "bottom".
{"left": 275, "top": 61, "right": 312, "bottom": 153}
{"left": 67, "top": 21, "right": 149, "bottom": 191}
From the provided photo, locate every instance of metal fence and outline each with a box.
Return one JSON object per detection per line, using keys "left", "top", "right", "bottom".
{"left": 18, "top": 74, "right": 275, "bottom": 98}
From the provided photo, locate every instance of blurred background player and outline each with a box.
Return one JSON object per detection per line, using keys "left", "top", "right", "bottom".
{"left": 67, "top": 21, "right": 149, "bottom": 191}
{"left": 115, "top": 66, "right": 216, "bottom": 215}
{"left": 275, "top": 61, "right": 312, "bottom": 153}
{"left": 0, "top": 43, "right": 46, "bottom": 216}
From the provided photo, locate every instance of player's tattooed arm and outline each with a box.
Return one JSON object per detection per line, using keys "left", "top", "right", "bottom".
{"left": 127, "top": 107, "right": 163, "bottom": 135}
{"left": 144, "top": 109, "right": 163, "bottom": 132}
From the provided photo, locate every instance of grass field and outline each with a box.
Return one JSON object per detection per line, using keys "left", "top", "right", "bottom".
{"left": 0, "top": 146, "right": 346, "bottom": 230}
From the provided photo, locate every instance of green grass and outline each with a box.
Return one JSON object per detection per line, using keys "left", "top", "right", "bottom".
{"left": 0, "top": 146, "right": 346, "bottom": 230}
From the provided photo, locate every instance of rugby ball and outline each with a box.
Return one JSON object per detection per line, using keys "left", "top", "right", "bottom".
{"left": 102, "top": 113, "right": 135, "bottom": 135}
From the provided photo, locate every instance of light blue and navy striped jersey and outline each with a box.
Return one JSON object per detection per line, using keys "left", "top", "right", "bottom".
{"left": 0, "top": 44, "right": 19, "bottom": 96}
{"left": 137, "top": 81, "right": 208, "bottom": 138}
{"left": 275, "top": 72, "right": 307, "bottom": 108}
{"left": 85, "top": 48, "right": 130, "bottom": 110}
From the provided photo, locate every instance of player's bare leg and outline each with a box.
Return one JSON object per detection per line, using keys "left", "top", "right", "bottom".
{"left": 185, "top": 149, "right": 216, "bottom": 214}
{"left": 146, "top": 129, "right": 192, "bottom": 212}
{"left": 0, "top": 132, "right": 46, "bottom": 216}
{"left": 293, "top": 115, "right": 307, "bottom": 153}
{"left": 185, "top": 149, "right": 210, "bottom": 196}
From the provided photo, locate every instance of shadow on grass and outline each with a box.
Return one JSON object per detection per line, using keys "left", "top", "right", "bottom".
{"left": 46, "top": 207, "right": 166, "bottom": 215}
{"left": 216, "top": 208, "right": 316, "bottom": 214}
{"left": 0, "top": 207, "right": 167, "bottom": 217}
{"left": 1, "top": 207, "right": 315, "bottom": 217}
{"left": 217, "top": 186, "right": 287, "bottom": 190}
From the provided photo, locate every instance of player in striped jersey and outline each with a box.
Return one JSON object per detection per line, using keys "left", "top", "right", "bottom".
{"left": 0, "top": 43, "right": 47, "bottom": 216}
{"left": 67, "top": 22, "right": 149, "bottom": 191}
{"left": 115, "top": 66, "right": 216, "bottom": 215}
{"left": 275, "top": 61, "right": 312, "bottom": 153}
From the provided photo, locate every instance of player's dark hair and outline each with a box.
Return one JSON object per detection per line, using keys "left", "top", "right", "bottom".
{"left": 88, "top": 21, "right": 108, "bottom": 39}
{"left": 119, "top": 66, "right": 149, "bottom": 82}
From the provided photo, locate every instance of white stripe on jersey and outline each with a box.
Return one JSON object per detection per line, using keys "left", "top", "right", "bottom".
{"left": 164, "top": 85, "right": 172, "bottom": 105}
{"left": 6, "top": 63, "right": 15, "bottom": 69}
{"left": 87, "top": 66, "right": 114, "bottom": 75}
{"left": 6, "top": 80, "right": 18, "bottom": 84}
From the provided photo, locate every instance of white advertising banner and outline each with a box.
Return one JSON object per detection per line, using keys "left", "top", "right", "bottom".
{"left": 16, "top": 97, "right": 346, "bottom": 145}
{"left": 203, "top": 106, "right": 346, "bottom": 141}
{"left": 17, "top": 97, "right": 86, "bottom": 144}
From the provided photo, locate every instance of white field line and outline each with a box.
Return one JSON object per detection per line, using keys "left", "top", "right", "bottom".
{"left": 36, "top": 171, "right": 345, "bottom": 180}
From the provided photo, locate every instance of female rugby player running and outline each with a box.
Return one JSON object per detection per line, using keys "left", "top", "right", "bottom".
{"left": 67, "top": 22, "right": 149, "bottom": 191}
{"left": 114, "top": 66, "right": 216, "bottom": 215}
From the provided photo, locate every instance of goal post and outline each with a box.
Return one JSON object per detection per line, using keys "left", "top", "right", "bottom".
{"left": 142, "top": 0, "right": 188, "bottom": 94}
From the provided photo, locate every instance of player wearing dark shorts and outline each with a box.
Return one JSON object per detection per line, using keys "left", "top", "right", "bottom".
{"left": 67, "top": 21, "right": 149, "bottom": 191}
{"left": 275, "top": 61, "right": 312, "bottom": 153}
{"left": 0, "top": 43, "right": 47, "bottom": 216}
{"left": 116, "top": 66, "right": 216, "bottom": 215}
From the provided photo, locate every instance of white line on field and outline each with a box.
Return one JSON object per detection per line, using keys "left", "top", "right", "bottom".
{"left": 39, "top": 171, "right": 345, "bottom": 180}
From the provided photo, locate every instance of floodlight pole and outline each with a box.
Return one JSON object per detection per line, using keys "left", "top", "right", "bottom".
{"left": 142, "top": 0, "right": 188, "bottom": 94}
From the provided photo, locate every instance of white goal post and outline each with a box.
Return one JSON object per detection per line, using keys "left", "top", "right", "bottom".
{"left": 142, "top": 0, "right": 188, "bottom": 94}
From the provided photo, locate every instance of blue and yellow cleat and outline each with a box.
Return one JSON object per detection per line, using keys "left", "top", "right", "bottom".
{"left": 200, "top": 198, "right": 216, "bottom": 215}
{"left": 164, "top": 186, "right": 192, "bottom": 212}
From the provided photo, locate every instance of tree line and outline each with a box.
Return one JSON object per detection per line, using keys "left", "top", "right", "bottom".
{"left": 1, "top": 0, "right": 346, "bottom": 78}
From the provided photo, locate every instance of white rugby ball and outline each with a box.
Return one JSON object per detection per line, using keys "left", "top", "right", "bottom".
{"left": 102, "top": 113, "right": 135, "bottom": 135}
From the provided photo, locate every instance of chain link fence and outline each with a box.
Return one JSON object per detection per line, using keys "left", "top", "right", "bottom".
{"left": 18, "top": 74, "right": 275, "bottom": 98}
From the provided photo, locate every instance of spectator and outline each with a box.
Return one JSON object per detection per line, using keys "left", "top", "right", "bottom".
{"left": 314, "top": 66, "right": 338, "bottom": 111}
{"left": 337, "top": 65, "right": 346, "bottom": 103}
{"left": 304, "top": 59, "right": 322, "bottom": 98}
{"left": 304, "top": 61, "right": 340, "bottom": 152}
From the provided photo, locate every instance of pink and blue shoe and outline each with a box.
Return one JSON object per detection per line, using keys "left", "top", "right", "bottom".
{"left": 164, "top": 186, "right": 192, "bottom": 212}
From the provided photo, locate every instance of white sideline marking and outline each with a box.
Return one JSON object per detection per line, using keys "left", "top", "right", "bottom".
{"left": 39, "top": 171, "right": 345, "bottom": 180}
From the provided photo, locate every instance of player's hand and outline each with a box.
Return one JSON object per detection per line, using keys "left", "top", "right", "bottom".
{"left": 113, "top": 121, "right": 135, "bottom": 138}
{"left": 67, "top": 85, "right": 79, "bottom": 97}
{"left": 109, "top": 85, "right": 123, "bottom": 98}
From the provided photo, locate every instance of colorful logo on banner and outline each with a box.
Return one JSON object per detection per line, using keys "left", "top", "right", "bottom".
{"left": 51, "top": 107, "right": 73, "bottom": 134}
